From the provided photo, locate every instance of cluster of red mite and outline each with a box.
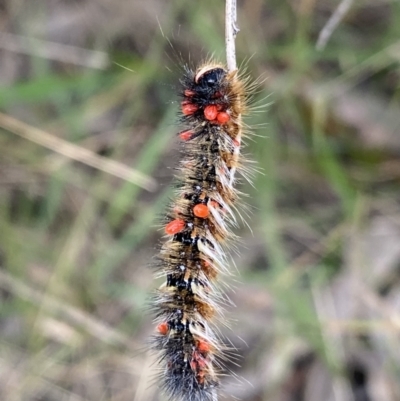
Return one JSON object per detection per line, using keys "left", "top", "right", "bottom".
{"left": 157, "top": 320, "right": 212, "bottom": 384}
{"left": 151, "top": 62, "right": 245, "bottom": 401}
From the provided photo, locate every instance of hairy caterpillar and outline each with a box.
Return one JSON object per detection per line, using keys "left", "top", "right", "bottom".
{"left": 150, "top": 60, "right": 252, "bottom": 401}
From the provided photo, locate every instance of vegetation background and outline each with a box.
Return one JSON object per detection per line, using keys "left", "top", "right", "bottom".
{"left": 1, "top": 1, "right": 400, "bottom": 400}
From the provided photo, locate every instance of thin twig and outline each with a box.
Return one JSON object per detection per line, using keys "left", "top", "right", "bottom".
{"left": 316, "top": 0, "right": 354, "bottom": 51}
{"left": 225, "top": 0, "right": 239, "bottom": 71}
{"left": 0, "top": 112, "right": 157, "bottom": 191}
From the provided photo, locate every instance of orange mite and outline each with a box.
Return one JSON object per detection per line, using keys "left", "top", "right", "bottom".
{"left": 157, "top": 322, "right": 169, "bottom": 335}
{"left": 193, "top": 204, "right": 209, "bottom": 218}
{"left": 165, "top": 219, "right": 185, "bottom": 235}
{"left": 216, "top": 112, "right": 230, "bottom": 124}
{"left": 197, "top": 339, "right": 211, "bottom": 353}
{"left": 204, "top": 105, "right": 218, "bottom": 121}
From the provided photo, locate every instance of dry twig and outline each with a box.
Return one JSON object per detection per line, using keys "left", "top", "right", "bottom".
{"left": 316, "top": 0, "right": 354, "bottom": 51}
{"left": 0, "top": 112, "right": 157, "bottom": 191}
{"left": 225, "top": 0, "right": 239, "bottom": 71}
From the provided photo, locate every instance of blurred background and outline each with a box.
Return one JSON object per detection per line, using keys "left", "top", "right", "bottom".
{"left": 1, "top": 1, "right": 400, "bottom": 400}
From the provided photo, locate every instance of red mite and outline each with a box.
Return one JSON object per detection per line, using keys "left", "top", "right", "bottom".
{"left": 184, "top": 89, "right": 195, "bottom": 97}
{"left": 197, "top": 339, "right": 211, "bottom": 353}
{"left": 204, "top": 105, "right": 218, "bottom": 121}
{"left": 216, "top": 112, "right": 230, "bottom": 124}
{"left": 209, "top": 200, "right": 220, "bottom": 209}
{"left": 190, "top": 351, "right": 207, "bottom": 370}
{"left": 165, "top": 219, "right": 185, "bottom": 235}
{"left": 190, "top": 349, "right": 209, "bottom": 385}
{"left": 203, "top": 259, "right": 210, "bottom": 267}
{"left": 157, "top": 322, "right": 169, "bottom": 335}
{"left": 181, "top": 101, "right": 198, "bottom": 115}
{"left": 179, "top": 130, "right": 193, "bottom": 141}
